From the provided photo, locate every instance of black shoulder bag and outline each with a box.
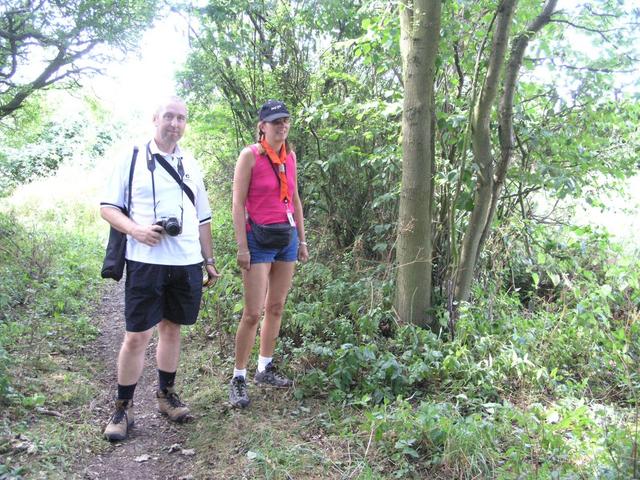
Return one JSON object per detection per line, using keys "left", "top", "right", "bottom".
{"left": 100, "top": 146, "right": 139, "bottom": 281}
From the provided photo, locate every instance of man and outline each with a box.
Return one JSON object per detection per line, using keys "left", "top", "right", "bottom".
{"left": 100, "top": 96, "right": 220, "bottom": 441}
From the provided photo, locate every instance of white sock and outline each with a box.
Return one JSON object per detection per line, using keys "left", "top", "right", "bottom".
{"left": 233, "top": 368, "right": 247, "bottom": 379}
{"left": 257, "top": 356, "right": 273, "bottom": 373}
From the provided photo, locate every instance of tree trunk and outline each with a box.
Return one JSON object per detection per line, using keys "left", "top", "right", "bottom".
{"left": 395, "top": 0, "right": 442, "bottom": 328}
{"left": 454, "top": 0, "right": 517, "bottom": 305}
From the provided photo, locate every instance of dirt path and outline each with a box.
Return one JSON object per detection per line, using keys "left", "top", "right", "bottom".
{"left": 80, "top": 280, "right": 196, "bottom": 480}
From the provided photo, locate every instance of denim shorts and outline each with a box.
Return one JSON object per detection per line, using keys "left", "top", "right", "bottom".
{"left": 124, "top": 260, "right": 203, "bottom": 332}
{"left": 248, "top": 227, "right": 299, "bottom": 263}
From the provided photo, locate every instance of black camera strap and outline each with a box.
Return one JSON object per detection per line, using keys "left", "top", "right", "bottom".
{"left": 145, "top": 142, "right": 160, "bottom": 221}
{"left": 145, "top": 142, "right": 197, "bottom": 227}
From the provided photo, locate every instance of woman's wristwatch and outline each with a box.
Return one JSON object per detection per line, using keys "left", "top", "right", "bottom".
{"left": 299, "top": 242, "right": 308, "bottom": 247}
{"left": 205, "top": 257, "right": 216, "bottom": 265}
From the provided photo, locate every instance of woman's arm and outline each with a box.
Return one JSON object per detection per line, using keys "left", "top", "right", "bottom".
{"left": 232, "top": 147, "right": 255, "bottom": 270}
{"left": 292, "top": 186, "right": 308, "bottom": 263}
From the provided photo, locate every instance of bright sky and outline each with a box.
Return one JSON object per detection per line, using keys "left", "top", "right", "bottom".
{"left": 88, "top": 12, "right": 191, "bottom": 139}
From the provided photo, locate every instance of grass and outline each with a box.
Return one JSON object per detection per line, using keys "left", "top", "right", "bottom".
{"left": 182, "top": 370, "right": 378, "bottom": 479}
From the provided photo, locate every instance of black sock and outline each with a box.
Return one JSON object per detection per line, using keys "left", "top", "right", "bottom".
{"left": 158, "top": 369, "right": 176, "bottom": 392}
{"left": 117, "top": 383, "right": 137, "bottom": 401}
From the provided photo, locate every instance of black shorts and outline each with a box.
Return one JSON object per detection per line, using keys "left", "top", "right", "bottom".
{"left": 124, "top": 260, "right": 203, "bottom": 332}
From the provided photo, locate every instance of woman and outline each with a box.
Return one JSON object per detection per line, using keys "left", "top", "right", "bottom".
{"left": 229, "top": 100, "right": 309, "bottom": 408}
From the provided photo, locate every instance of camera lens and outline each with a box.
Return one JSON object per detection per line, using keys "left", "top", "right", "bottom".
{"left": 164, "top": 217, "right": 181, "bottom": 236}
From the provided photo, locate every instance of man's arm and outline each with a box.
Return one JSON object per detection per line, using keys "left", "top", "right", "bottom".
{"left": 101, "top": 206, "right": 162, "bottom": 247}
{"left": 199, "top": 221, "right": 220, "bottom": 287}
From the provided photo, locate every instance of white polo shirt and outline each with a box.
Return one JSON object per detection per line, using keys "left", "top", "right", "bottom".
{"left": 101, "top": 140, "right": 212, "bottom": 266}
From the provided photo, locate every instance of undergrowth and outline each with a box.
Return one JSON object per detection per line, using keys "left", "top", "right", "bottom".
{"left": 191, "top": 222, "right": 640, "bottom": 479}
{"left": 0, "top": 211, "right": 104, "bottom": 478}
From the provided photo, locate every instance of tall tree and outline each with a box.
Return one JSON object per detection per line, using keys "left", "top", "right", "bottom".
{"left": 452, "top": 0, "right": 519, "bottom": 304}
{"left": 452, "top": 0, "right": 559, "bottom": 306}
{"left": 0, "top": 0, "right": 157, "bottom": 119}
{"left": 395, "top": 0, "right": 441, "bottom": 327}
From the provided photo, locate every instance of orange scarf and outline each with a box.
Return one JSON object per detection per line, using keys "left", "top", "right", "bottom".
{"left": 260, "top": 139, "right": 290, "bottom": 203}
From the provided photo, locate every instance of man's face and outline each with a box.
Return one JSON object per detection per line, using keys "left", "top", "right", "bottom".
{"left": 154, "top": 100, "right": 187, "bottom": 145}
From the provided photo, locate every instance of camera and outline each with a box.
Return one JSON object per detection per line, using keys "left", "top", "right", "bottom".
{"left": 155, "top": 216, "right": 182, "bottom": 236}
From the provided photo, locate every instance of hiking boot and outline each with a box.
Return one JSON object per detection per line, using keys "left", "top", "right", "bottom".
{"left": 104, "top": 399, "right": 134, "bottom": 441}
{"left": 157, "top": 387, "right": 190, "bottom": 422}
{"left": 229, "top": 376, "right": 250, "bottom": 408}
{"left": 254, "top": 362, "right": 292, "bottom": 388}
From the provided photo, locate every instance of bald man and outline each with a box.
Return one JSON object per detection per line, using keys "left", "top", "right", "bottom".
{"left": 100, "top": 96, "right": 220, "bottom": 441}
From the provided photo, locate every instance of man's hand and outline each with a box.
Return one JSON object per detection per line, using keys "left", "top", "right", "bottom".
{"left": 130, "top": 223, "right": 163, "bottom": 246}
{"left": 203, "top": 264, "right": 221, "bottom": 287}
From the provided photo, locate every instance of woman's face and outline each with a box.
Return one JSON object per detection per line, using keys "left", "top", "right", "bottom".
{"left": 261, "top": 117, "right": 290, "bottom": 143}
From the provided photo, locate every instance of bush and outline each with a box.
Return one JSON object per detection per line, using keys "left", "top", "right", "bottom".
{"left": 0, "top": 211, "right": 102, "bottom": 404}
{"left": 276, "top": 223, "right": 639, "bottom": 478}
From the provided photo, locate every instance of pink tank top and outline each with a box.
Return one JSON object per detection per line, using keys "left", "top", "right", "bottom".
{"left": 245, "top": 144, "right": 297, "bottom": 226}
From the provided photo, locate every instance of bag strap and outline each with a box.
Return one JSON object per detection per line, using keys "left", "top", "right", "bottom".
{"left": 145, "top": 141, "right": 195, "bottom": 206}
{"left": 125, "top": 146, "right": 139, "bottom": 216}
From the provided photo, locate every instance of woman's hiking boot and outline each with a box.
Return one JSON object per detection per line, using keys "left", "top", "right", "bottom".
{"left": 104, "top": 399, "right": 134, "bottom": 441}
{"left": 254, "top": 362, "right": 292, "bottom": 388}
{"left": 156, "top": 387, "right": 190, "bottom": 422}
{"left": 229, "top": 376, "right": 250, "bottom": 408}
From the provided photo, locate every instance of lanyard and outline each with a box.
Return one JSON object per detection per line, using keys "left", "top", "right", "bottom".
{"left": 146, "top": 141, "right": 184, "bottom": 225}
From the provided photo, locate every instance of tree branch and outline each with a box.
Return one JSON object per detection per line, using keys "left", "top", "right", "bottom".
{"left": 476, "top": 0, "right": 559, "bottom": 265}
{"left": 0, "top": 0, "right": 156, "bottom": 119}
{"left": 550, "top": 18, "right": 614, "bottom": 43}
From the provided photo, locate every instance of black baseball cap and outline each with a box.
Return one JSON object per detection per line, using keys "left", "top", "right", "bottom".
{"left": 259, "top": 100, "right": 290, "bottom": 122}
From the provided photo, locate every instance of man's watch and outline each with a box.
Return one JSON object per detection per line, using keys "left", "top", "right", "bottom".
{"left": 205, "top": 257, "right": 216, "bottom": 266}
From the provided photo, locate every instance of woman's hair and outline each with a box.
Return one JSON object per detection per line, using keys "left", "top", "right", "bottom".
{"left": 255, "top": 121, "right": 291, "bottom": 154}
